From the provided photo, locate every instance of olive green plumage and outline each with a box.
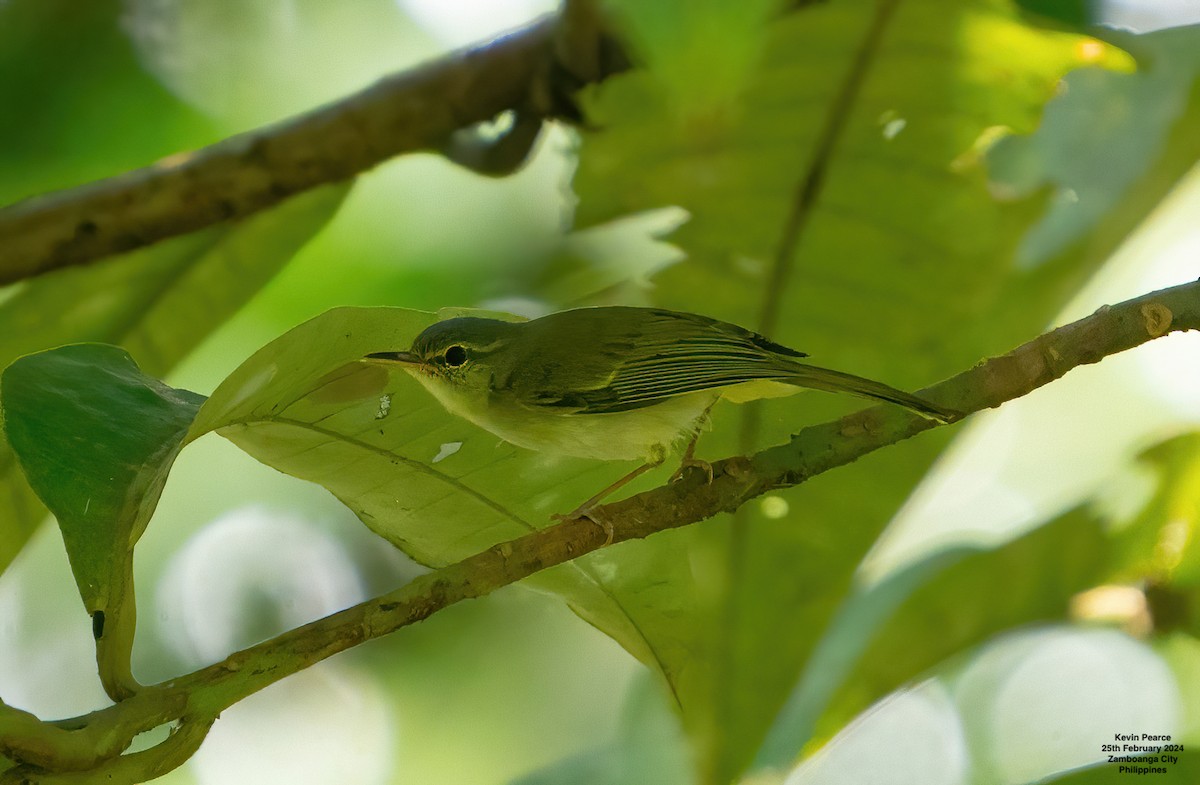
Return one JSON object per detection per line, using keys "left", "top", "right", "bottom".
{"left": 366, "top": 306, "right": 952, "bottom": 462}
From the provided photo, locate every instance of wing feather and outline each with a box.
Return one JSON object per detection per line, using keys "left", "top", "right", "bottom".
{"left": 509, "top": 308, "right": 807, "bottom": 414}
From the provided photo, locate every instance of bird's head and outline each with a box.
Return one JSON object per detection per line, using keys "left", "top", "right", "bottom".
{"left": 364, "top": 317, "right": 519, "bottom": 397}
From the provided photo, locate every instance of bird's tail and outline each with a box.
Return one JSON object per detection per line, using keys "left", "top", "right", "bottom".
{"left": 785, "top": 364, "right": 957, "bottom": 423}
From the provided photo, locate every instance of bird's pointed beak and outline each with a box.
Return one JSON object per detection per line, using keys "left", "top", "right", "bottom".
{"left": 364, "top": 351, "right": 420, "bottom": 365}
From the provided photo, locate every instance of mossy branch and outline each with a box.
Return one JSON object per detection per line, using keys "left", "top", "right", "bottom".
{"left": 2, "top": 280, "right": 1195, "bottom": 782}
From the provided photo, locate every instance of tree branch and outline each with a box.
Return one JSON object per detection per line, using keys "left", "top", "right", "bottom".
{"left": 4, "top": 279, "right": 1197, "bottom": 778}
{"left": 0, "top": 10, "right": 626, "bottom": 286}
{"left": 1, "top": 718, "right": 213, "bottom": 785}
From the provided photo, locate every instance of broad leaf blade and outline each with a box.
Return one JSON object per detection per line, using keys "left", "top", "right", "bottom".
{"left": 200, "top": 306, "right": 685, "bottom": 672}
{"left": 0, "top": 185, "right": 348, "bottom": 575}
{"left": 1, "top": 344, "right": 204, "bottom": 696}
{"left": 573, "top": 5, "right": 1200, "bottom": 782}
{"left": 760, "top": 507, "right": 1109, "bottom": 768}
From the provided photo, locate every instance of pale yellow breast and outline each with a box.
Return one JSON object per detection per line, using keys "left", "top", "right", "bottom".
{"left": 407, "top": 368, "right": 801, "bottom": 463}
{"left": 407, "top": 368, "right": 709, "bottom": 461}
{"left": 479, "top": 392, "right": 718, "bottom": 462}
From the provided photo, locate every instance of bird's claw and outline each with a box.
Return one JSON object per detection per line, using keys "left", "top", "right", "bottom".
{"left": 671, "top": 457, "right": 714, "bottom": 485}
{"left": 551, "top": 507, "right": 614, "bottom": 546}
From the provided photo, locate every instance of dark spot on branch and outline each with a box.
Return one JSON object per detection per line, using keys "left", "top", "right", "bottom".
{"left": 409, "top": 600, "right": 439, "bottom": 623}
{"left": 92, "top": 610, "right": 105, "bottom": 640}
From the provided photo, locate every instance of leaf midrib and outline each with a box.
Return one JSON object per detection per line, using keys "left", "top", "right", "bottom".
{"left": 220, "top": 412, "right": 681, "bottom": 701}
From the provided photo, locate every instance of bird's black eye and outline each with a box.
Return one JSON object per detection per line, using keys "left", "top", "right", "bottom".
{"left": 444, "top": 345, "right": 468, "bottom": 367}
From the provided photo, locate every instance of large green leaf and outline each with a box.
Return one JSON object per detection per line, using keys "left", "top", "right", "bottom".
{"left": 1, "top": 345, "right": 204, "bottom": 697}
{"left": 0, "top": 0, "right": 208, "bottom": 573}
{"left": 198, "top": 307, "right": 694, "bottom": 673}
{"left": 571, "top": 4, "right": 1200, "bottom": 781}
{"left": 1, "top": 305, "right": 700, "bottom": 698}
{"left": 758, "top": 507, "right": 1108, "bottom": 769}
{"left": 0, "top": 0, "right": 351, "bottom": 577}
{"left": 0, "top": 185, "right": 347, "bottom": 575}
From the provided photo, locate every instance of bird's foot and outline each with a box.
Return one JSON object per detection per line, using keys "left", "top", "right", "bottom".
{"left": 548, "top": 462, "right": 654, "bottom": 547}
{"left": 671, "top": 457, "right": 714, "bottom": 484}
{"left": 550, "top": 506, "right": 614, "bottom": 546}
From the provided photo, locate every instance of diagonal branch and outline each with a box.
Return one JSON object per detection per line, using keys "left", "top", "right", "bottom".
{"left": 0, "top": 9, "right": 626, "bottom": 286}
{"left": 3, "top": 278, "right": 1197, "bottom": 781}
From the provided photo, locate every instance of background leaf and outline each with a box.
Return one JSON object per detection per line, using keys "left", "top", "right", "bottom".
{"left": 510, "top": 671, "right": 691, "bottom": 785}
{"left": 0, "top": 0, "right": 350, "bottom": 577}
{"left": 0, "top": 185, "right": 348, "bottom": 576}
{"left": 988, "top": 24, "right": 1200, "bottom": 266}
{"left": 1, "top": 344, "right": 204, "bottom": 695}
{"left": 196, "top": 306, "right": 700, "bottom": 678}
{"left": 759, "top": 507, "right": 1109, "bottom": 768}
{"left": 1105, "top": 432, "right": 1200, "bottom": 589}
{"left": 570, "top": 3, "right": 1200, "bottom": 781}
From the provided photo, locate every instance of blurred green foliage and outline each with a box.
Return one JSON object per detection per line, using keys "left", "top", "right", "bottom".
{"left": 0, "top": 186, "right": 348, "bottom": 572}
{"left": 762, "top": 505, "right": 1110, "bottom": 766}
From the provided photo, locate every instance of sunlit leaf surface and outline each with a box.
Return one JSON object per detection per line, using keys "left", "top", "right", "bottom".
{"left": 202, "top": 307, "right": 689, "bottom": 671}
{"left": 572, "top": 3, "right": 1200, "bottom": 780}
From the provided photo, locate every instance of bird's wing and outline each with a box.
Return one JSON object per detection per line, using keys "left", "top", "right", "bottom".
{"left": 513, "top": 309, "right": 807, "bottom": 414}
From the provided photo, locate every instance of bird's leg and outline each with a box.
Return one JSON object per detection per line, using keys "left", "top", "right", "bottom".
{"left": 671, "top": 399, "right": 718, "bottom": 484}
{"left": 552, "top": 461, "right": 659, "bottom": 545}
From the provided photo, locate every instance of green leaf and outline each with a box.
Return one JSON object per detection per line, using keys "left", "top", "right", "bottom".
{"left": 603, "top": 0, "right": 784, "bottom": 119}
{"left": 758, "top": 507, "right": 1109, "bottom": 769}
{"left": 1037, "top": 752, "right": 1200, "bottom": 783}
{"left": 1, "top": 344, "right": 204, "bottom": 697}
{"left": 988, "top": 24, "right": 1200, "bottom": 266}
{"left": 1105, "top": 432, "right": 1200, "bottom": 589}
{"left": 573, "top": 4, "right": 1200, "bottom": 782}
{"left": 1012, "top": 0, "right": 1098, "bottom": 30}
{"left": 0, "top": 0, "right": 210, "bottom": 575}
{"left": 0, "top": 185, "right": 348, "bottom": 576}
{"left": 510, "top": 671, "right": 691, "bottom": 785}
{"left": 0, "top": 0, "right": 216, "bottom": 204}
{"left": 1, "top": 303, "right": 699, "bottom": 704}
{"left": 196, "top": 306, "right": 692, "bottom": 674}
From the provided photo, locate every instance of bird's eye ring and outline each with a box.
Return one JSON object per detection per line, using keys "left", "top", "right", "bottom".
{"left": 444, "top": 345, "right": 468, "bottom": 367}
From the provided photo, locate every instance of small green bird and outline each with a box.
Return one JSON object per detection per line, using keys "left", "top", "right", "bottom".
{"left": 364, "top": 307, "right": 953, "bottom": 467}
